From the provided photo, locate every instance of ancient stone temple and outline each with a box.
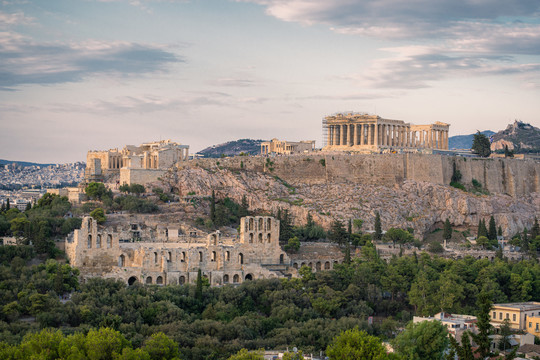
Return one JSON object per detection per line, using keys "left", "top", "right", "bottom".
{"left": 65, "top": 216, "right": 291, "bottom": 286}
{"left": 322, "top": 113, "right": 449, "bottom": 151}
{"left": 260, "top": 139, "right": 316, "bottom": 155}
{"left": 85, "top": 140, "right": 189, "bottom": 185}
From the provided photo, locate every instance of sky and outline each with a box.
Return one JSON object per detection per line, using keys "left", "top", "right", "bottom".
{"left": 1, "top": 0, "right": 539, "bottom": 163}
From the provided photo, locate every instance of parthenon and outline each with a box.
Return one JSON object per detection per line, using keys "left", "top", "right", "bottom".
{"left": 323, "top": 113, "right": 450, "bottom": 151}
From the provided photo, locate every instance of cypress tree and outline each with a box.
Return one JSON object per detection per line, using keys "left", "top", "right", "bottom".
{"left": 6, "top": 198, "right": 10, "bottom": 210}
{"left": 443, "top": 218, "right": 452, "bottom": 241}
{"left": 374, "top": 211, "right": 382, "bottom": 240}
{"left": 488, "top": 216, "right": 497, "bottom": 241}
{"left": 210, "top": 190, "right": 216, "bottom": 223}
{"left": 477, "top": 219, "right": 488, "bottom": 238}
{"left": 531, "top": 217, "right": 540, "bottom": 240}
{"left": 25, "top": 202, "right": 31, "bottom": 211}
{"left": 471, "top": 292, "right": 494, "bottom": 359}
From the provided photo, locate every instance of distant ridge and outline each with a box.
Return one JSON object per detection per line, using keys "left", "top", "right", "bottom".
{"left": 448, "top": 131, "right": 495, "bottom": 150}
{"left": 0, "top": 159, "right": 55, "bottom": 167}
{"left": 197, "top": 139, "right": 266, "bottom": 158}
{"left": 490, "top": 120, "right": 540, "bottom": 153}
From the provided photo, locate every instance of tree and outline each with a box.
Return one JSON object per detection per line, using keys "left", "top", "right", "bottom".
{"left": 227, "top": 348, "right": 264, "bottom": 360}
{"left": 384, "top": 228, "right": 414, "bottom": 248}
{"left": 90, "top": 208, "right": 106, "bottom": 224}
{"left": 374, "top": 212, "right": 382, "bottom": 240}
{"left": 531, "top": 217, "right": 540, "bottom": 241}
{"left": 142, "top": 332, "right": 180, "bottom": 360}
{"left": 85, "top": 182, "right": 110, "bottom": 201}
{"left": 129, "top": 184, "right": 145, "bottom": 195}
{"left": 477, "top": 219, "right": 488, "bottom": 238}
{"left": 498, "top": 319, "right": 513, "bottom": 352}
{"left": 329, "top": 219, "right": 347, "bottom": 246}
{"left": 326, "top": 328, "right": 396, "bottom": 360}
{"left": 284, "top": 237, "right": 300, "bottom": 253}
{"left": 392, "top": 320, "right": 448, "bottom": 360}
{"left": 472, "top": 131, "right": 491, "bottom": 157}
{"left": 6, "top": 198, "right": 10, "bottom": 211}
{"left": 282, "top": 351, "right": 304, "bottom": 360}
{"left": 443, "top": 218, "right": 452, "bottom": 241}
{"left": 488, "top": 216, "right": 497, "bottom": 241}
{"left": 25, "top": 202, "right": 32, "bottom": 212}
{"left": 470, "top": 292, "right": 493, "bottom": 359}
{"left": 196, "top": 269, "right": 203, "bottom": 302}
{"left": 85, "top": 327, "right": 131, "bottom": 360}
{"left": 210, "top": 190, "right": 216, "bottom": 223}
{"left": 476, "top": 236, "right": 489, "bottom": 249}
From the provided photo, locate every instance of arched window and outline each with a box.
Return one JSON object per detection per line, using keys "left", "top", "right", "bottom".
{"left": 316, "top": 262, "right": 321, "bottom": 271}
{"left": 146, "top": 276, "right": 152, "bottom": 284}
{"left": 118, "top": 254, "right": 125, "bottom": 267}
{"left": 267, "top": 218, "right": 271, "bottom": 230}
{"left": 249, "top": 233, "right": 253, "bottom": 243}
{"left": 128, "top": 276, "right": 137, "bottom": 286}
{"left": 245, "top": 274, "right": 253, "bottom": 281}
{"left": 223, "top": 274, "right": 229, "bottom": 283}
{"left": 212, "top": 234, "right": 217, "bottom": 245}
{"left": 325, "top": 261, "right": 330, "bottom": 269}
{"left": 88, "top": 218, "right": 92, "bottom": 232}
{"left": 107, "top": 234, "right": 112, "bottom": 248}
{"left": 239, "top": 253, "right": 244, "bottom": 264}
{"left": 96, "top": 234, "right": 101, "bottom": 248}
{"left": 225, "top": 251, "right": 230, "bottom": 261}
{"left": 279, "top": 254, "right": 284, "bottom": 264}
{"left": 233, "top": 274, "right": 240, "bottom": 283}
{"left": 87, "top": 235, "right": 92, "bottom": 249}
{"left": 267, "top": 234, "right": 271, "bottom": 243}
{"left": 258, "top": 218, "right": 263, "bottom": 231}
{"left": 249, "top": 218, "right": 253, "bottom": 231}
{"left": 168, "top": 252, "right": 172, "bottom": 262}
{"left": 181, "top": 252, "right": 186, "bottom": 262}
{"left": 179, "top": 276, "right": 186, "bottom": 285}
{"left": 156, "top": 276, "right": 163, "bottom": 285}
{"left": 258, "top": 233, "right": 263, "bottom": 243}
{"left": 199, "top": 251, "right": 203, "bottom": 262}
{"left": 154, "top": 252, "right": 158, "bottom": 263}
{"left": 211, "top": 251, "right": 216, "bottom": 262}
{"left": 293, "top": 263, "right": 298, "bottom": 269}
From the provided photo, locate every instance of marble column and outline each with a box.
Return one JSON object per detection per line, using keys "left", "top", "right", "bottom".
{"left": 374, "top": 123, "right": 379, "bottom": 146}
{"left": 327, "top": 125, "right": 332, "bottom": 146}
{"left": 333, "top": 125, "right": 338, "bottom": 146}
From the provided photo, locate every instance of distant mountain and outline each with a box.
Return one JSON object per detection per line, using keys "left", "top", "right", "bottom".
{"left": 490, "top": 120, "right": 540, "bottom": 153}
{"left": 0, "top": 159, "right": 55, "bottom": 167}
{"left": 449, "top": 131, "right": 495, "bottom": 150}
{"left": 197, "top": 139, "right": 266, "bottom": 158}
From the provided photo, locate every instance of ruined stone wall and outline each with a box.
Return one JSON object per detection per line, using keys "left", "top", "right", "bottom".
{"left": 119, "top": 168, "right": 168, "bottom": 186}
{"left": 192, "top": 154, "right": 540, "bottom": 196}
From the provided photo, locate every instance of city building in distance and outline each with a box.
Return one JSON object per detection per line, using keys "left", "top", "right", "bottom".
{"left": 85, "top": 140, "right": 189, "bottom": 185}
{"left": 260, "top": 138, "right": 316, "bottom": 155}
{"left": 322, "top": 113, "right": 450, "bottom": 152}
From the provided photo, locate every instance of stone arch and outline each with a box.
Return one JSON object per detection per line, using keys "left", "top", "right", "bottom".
{"left": 96, "top": 234, "right": 101, "bottom": 248}
{"left": 239, "top": 253, "right": 244, "bottom": 264}
{"left": 118, "top": 254, "right": 125, "bottom": 267}
{"left": 225, "top": 251, "right": 230, "bottom": 261}
{"left": 211, "top": 251, "right": 216, "bottom": 262}
{"left": 156, "top": 276, "right": 163, "bottom": 285}
{"left": 179, "top": 275, "right": 186, "bottom": 285}
{"left": 87, "top": 235, "right": 92, "bottom": 249}
{"left": 258, "top": 218, "right": 263, "bottom": 231}
{"left": 267, "top": 218, "right": 271, "bottom": 230}
{"left": 249, "top": 218, "right": 254, "bottom": 231}
{"left": 168, "top": 252, "right": 172, "bottom": 262}
{"left": 212, "top": 234, "right": 217, "bottom": 245}
{"left": 199, "top": 251, "right": 203, "bottom": 262}
{"left": 334, "top": 261, "right": 339, "bottom": 266}
{"left": 107, "top": 234, "right": 112, "bottom": 248}
{"left": 249, "top": 233, "right": 253, "bottom": 243}
{"left": 223, "top": 274, "right": 229, "bottom": 283}
{"left": 233, "top": 274, "right": 240, "bottom": 283}
{"left": 88, "top": 218, "right": 93, "bottom": 232}
{"left": 325, "top": 261, "right": 330, "bottom": 270}
{"left": 146, "top": 276, "right": 152, "bottom": 284}
{"left": 308, "top": 262, "right": 313, "bottom": 269}
{"left": 316, "top": 262, "right": 321, "bottom": 271}
{"left": 154, "top": 252, "right": 158, "bottom": 263}
{"left": 245, "top": 273, "right": 253, "bottom": 281}
{"left": 267, "top": 233, "right": 271, "bottom": 243}
{"left": 181, "top": 251, "right": 186, "bottom": 262}
{"left": 258, "top": 233, "right": 263, "bottom": 243}
{"left": 280, "top": 254, "right": 284, "bottom": 264}
{"left": 293, "top": 263, "right": 298, "bottom": 269}
{"left": 128, "top": 276, "right": 137, "bottom": 286}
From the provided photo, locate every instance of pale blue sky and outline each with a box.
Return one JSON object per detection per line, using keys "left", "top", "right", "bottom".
{"left": 1, "top": 0, "right": 539, "bottom": 162}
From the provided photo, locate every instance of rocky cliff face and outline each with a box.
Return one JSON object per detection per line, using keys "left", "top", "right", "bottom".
{"left": 159, "top": 165, "right": 539, "bottom": 239}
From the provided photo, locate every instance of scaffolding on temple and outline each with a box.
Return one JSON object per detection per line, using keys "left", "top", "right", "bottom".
{"left": 322, "top": 116, "right": 329, "bottom": 148}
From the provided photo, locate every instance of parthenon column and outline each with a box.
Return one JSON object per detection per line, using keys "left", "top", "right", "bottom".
{"left": 445, "top": 130, "right": 449, "bottom": 149}
{"left": 359, "top": 124, "right": 364, "bottom": 146}
{"left": 353, "top": 124, "right": 358, "bottom": 146}
{"left": 333, "top": 126, "right": 338, "bottom": 146}
{"left": 327, "top": 126, "right": 332, "bottom": 146}
{"left": 341, "top": 125, "right": 346, "bottom": 146}
{"left": 374, "top": 123, "right": 379, "bottom": 146}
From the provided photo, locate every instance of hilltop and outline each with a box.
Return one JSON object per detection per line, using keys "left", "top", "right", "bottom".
{"left": 490, "top": 120, "right": 540, "bottom": 153}
{"left": 196, "top": 139, "right": 265, "bottom": 158}
{"left": 0, "top": 159, "right": 55, "bottom": 167}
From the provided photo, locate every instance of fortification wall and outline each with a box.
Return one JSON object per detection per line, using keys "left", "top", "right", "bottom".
{"left": 192, "top": 154, "right": 540, "bottom": 196}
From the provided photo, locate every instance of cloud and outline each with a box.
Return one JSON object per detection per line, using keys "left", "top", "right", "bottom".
{"left": 0, "top": 32, "right": 182, "bottom": 90}
{"left": 0, "top": 11, "right": 34, "bottom": 27}
{"left": 239, "top": 0, "right": 540, "bottom": 41}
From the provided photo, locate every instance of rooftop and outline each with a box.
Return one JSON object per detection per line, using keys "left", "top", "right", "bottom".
{"left": 493, "top": 302, "right": 540, "bottom": 311}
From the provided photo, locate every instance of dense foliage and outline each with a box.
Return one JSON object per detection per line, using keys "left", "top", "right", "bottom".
{"left": 1, "top": 243, "right": 540, "bottom": 359}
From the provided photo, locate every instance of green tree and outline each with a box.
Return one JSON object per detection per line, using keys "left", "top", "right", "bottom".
{"left": 19, "top": 328, "right": 63, "bottom": 360}
{"left": 488, "top": 216, "right": 497, "bottom": 241}
{"left": 472, "top": 131, "right": 492, "bottom": 157}
{"left": 282, "top": 351, "right": 304, "bottom": 360}
{"left": 326, "top": 328, "right": 395, "bottom": 360}
{"left": 85, "top": 327, "right": 131, "bottom": 360}
{"left": 477, "top": 219, "right": 488, "bottom": 238}
{"left": 374, "top": 212, "right": 382, "bottom": 240}
{"left": 227, "top": 348, "right": 264, "bottom": 360}
{"left": 6, "top": 198, "right": 10, "bottom": 210}
{"left": 284, "top": 237, "right": 300, "bottom": 253}
{"left": 129, "top": 184, "right": 145, "bottom": 195}
{"left": 470, "top": 292, "right": 493, "bottom": 359}
{"left": 384, "top": 228, "right": 414, "bottom": 248}
{"left": 443, "top": 218, "right": 452, "bottom": 241}
{"left": 329, "top": 219, "right": 347, "bottom": 246}
{"left": 85, "top": 182, "right": 110, "bottom": 200}
{"left": 142, "top": 332, "right": 180, "bottom": 360}
{"left": 476, "top": 236, "right": 489, "bottom": 249}
{"left": 90, "top": 208, "right": 106, "bottom": 224}
{"left": 498, "top": 319, "right": 513, "bottom": 352}
{"left": 392, "top": 320, "right": 448, "bottom": 360}
{"left": 531, "top": 217, "right": 540, "bottom": 241}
